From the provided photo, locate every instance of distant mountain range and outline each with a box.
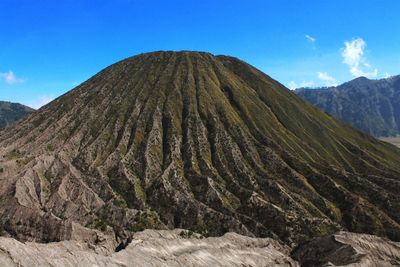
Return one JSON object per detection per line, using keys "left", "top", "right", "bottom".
{"left": 0, "top": 101, "right": 34, "bottom": 128}
{"left": 295, "top": 75, "right": 400, "bottom": 137}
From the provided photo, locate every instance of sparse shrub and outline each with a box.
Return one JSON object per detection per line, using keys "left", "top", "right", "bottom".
{"left": 86, "top": 217, "right": 108, "bottom": 232}
{"left": 113, "top": 198, "right": 128, "bottom": 208}
{"left": 5, "top": 149, "right": 23, "bottom": 160}
{"left": 128, "top": 211, "right": 163, "bottom": 232}
{"left": 179, "top": 230, "right": 202, "bottom": 239}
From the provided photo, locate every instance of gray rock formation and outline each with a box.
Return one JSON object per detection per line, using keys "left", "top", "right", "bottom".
{"left": 0, "top": 229, "right": 297, "bottom": 267}
{"left": 292, "top": 231, "right": 400, "bottom": 267}
{"left": 0, "top": 229, "right": 399, "bottom": 267}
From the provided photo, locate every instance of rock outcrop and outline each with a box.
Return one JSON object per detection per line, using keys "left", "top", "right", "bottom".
{"left": 292, "top": 231, "right": 400, "bottom": 267}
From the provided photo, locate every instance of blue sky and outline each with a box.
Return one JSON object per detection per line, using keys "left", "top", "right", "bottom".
{"left": 1, "top": 0, "right": 399, "bottom": 108}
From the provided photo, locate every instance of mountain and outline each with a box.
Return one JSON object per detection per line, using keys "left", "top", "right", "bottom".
{"left": 1, "top": 51, "right": 400, "bottom": 249}
{"left": 295, "top": 75, "right": 400, "bottom": 137}
{"left": 0, "top": 101, "right": 34, "bottom": 128}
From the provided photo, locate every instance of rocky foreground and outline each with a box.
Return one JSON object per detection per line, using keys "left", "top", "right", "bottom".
{"left": 0, "top": 229, "right": 399, "bottom": 267}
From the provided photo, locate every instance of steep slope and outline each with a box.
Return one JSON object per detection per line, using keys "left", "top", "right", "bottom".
{"left": 1, "top": 51, "right": 400, "bottom": 247}
{"left": 0, "top": 101, "right": 34, "bottom": 128}
{"left": 296, "top": 76, "right": 400, "bottom": 137}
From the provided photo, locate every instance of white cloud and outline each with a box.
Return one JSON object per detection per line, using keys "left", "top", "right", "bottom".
{"left": 31, "top": 96, "right": 54, "bottom": 109}
{"left": 317, "top": 71, "right": 337, "bottom": 86}
{"left": 300, "top": 80, "right": 315, "bottom": 88}
{"left": 288, "top": 81, "right": 297, "bottom": 90}
{"left": 288, "top": 80, "right": 315, "bottom": 90}
{"left": 0, "top": 71, "right": 24, "bottom": 84}
{"left": 384, "top": 72, "right": 391, "bottom": 79}
{"left": 305, "top": 34, "right": 316, "bottom": 43}
{"left": 341, "top": 38, "right": 378, "bottom": 78}
{"left": 288, "top": 72, "right": 338, "bottom": 90}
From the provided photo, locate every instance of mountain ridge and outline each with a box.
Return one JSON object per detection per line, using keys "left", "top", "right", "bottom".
{"left": 295, "top": 75, "right": 400, "bottom": 136}
{"left": 0, "top": 101, "right": 34, "bottom": 128}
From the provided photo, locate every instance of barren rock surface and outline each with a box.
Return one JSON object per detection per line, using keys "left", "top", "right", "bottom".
{"left": 293, "top": 231, "right": 400, "bottom": 267}
{"left": 0, "top": 230, "right": 399, "bottom": 267}
{"left": 0, "top": 229, "right": 298, "bottom": 267}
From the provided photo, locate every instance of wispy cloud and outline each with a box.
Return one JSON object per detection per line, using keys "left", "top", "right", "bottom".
{"left": 0, "top": 71, "right": 24, "bottom": 84}
{"left": 317, "top": 71, "right": 337, "bottom": 86}
{"left": 288, "top": 72, "right": 337, "bottom": 89}
{"left": 341, "top": 38, "right": 378, "bottom": 78}
{"left": 288, "top": 81, "right": 297, "bottom": 90}
{"left": 31, "top": 96, "right": 54, "bottom": 109}
{"left": 288, "top": 80, "right": 315, "bottom": 90}
{"left": 305, "top": 34, "right": 316, "bottom": 43}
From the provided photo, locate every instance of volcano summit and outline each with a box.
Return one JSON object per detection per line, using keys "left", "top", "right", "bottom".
{"left": 1, "top": 51, "right": 400, "bottom": 248}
